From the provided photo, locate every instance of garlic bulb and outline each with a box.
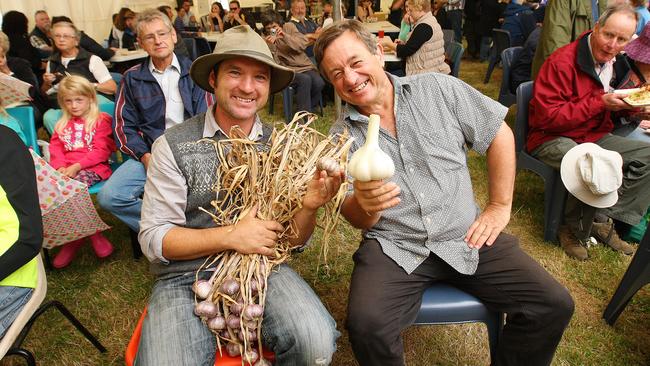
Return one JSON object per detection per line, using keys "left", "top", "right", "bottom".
{"left": 348, "top": 114, "right": 395, "bottom": 182}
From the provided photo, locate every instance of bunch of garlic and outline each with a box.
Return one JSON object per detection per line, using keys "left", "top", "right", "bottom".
{"left": 348, "top": 114, "right": 395, "bottom": 182}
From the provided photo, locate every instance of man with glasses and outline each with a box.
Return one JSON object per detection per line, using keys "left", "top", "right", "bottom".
{"left": 98, "top": 9, "right": 212, "bottom": 237}
{"left": 529, "top": 5, "right": 650, "bottom": 260}
{"left": 223, "top": 0, "right": 256, "bottom": 31}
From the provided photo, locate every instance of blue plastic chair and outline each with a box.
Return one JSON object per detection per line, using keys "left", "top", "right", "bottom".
{"left": 414, "top": 284, "right": 503, "bottom": 362}
{"left": 43, "top": 99, "right": 115, "bottom": 134}
{"left": 498, "top": 46, "right": 523, "bottom": 107}
{"left": 514, "top": 81, "right": 567, "bottom": 242}
{"left": 603, "top": 228, "right": 650, "bottom": 325}
{"left": 7, "top": 105, "right": 41, "bottom": 155}
{"left": 183, "top": 37, "right": 198, "bottom": 61}
{"left": 484, "top": 29, "right": 511, "bottom": 84}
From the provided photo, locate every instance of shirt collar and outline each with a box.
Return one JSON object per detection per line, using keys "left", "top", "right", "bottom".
{"left": 202, "top": 104, "right": 264, "bottom": 140}
{"left": 148, "top": 53, "right": 181, "bottom": 74}
{"left": 587, "top": 33, "right": 616, "bottom": 68}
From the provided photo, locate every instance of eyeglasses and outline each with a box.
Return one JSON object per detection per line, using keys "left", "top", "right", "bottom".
{"left": 230, "top": 7, "right": 239, "bottom": 11}
{"left": 140, "top": 30, "right": 172, "bottom": 44}
{"left": 52, "top": 34, "right": 75, "bottom": 40}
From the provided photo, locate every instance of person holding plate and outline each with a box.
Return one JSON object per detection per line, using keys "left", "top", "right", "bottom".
{"left": 528, "top": 4, "right": 650, "bottom": 260}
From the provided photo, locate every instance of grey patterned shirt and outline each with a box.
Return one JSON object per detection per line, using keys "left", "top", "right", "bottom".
{"left": 330, "top": 73, "right": 507, "bottom": 275}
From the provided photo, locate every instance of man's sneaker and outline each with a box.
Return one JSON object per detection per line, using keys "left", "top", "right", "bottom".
{"left": 558, "top": 226, "right": 589, "bottom": 260}
{"left": 591, "top": 219, "right": 635, "bottom": 255}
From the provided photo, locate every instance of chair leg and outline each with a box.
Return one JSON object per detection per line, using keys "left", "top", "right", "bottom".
{"left": 129, "top": 229, "right": 143, "bottom": 260}
{"left": 5, "top": 348, "right": 36, "bottom": 366}
{"left": 543, "top": 173, "right": 567, "bottom": 242}
{"left": 268, "top": 93, "right": 275, "bottom": 115}
{"left": 484, "top": 312, "right": 504, "bottom": 363}
{"left": 603, "top": 239, "right": 650, "bottom": 325}
{"left": 283, "top": 88, "right": 293, "bottom": 123}
{"left": 484, "top": 59, "right": 497, "bottom": 84}
{"left": 42, "top": 248, "right": 53, "bottom": 270}
{"left": 13, "top": 300, "right": 107, "bottom": 354}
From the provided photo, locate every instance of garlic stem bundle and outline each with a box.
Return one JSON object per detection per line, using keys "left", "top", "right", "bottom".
{"left": 348, "top": 114, "right": 395, "bottom": 182}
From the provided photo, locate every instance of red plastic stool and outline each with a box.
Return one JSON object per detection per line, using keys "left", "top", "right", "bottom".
{"left": 125, "top": 306, "right": 274, "bottom": 365}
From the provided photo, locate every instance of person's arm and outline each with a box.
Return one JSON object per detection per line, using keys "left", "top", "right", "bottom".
{"left": 464, "top": 122, "right": 515, "bottom": 248}
{"left": 340, "top": 180, "right": 401, "bottom": 229}
{"left": 77, "top": 113, "right": 116, "bottom": 169}
{"left": 395, "top": 23, "right": 433, "bottom": 58}
{"left": 48, "top": 130, "right": 66, "bottom": 169}
{"left": 357, "top": 5, "right": 367, "bottom": 21}
{"left": 530, "top": 60, "right": 632, "bottom": 134}
{"left": 0, "top": 127, "right": 42, "bottom": 281}
{"left": 89, "top": 55, "right": 117, "bottom": 95}
{"left": 281, "top": 23, "right": 311, "bottom": 51}
{"left": 113, "top": 72, "right": 150, "bottom": 160}
{"left": 139, "top": 136, "right": 284, "bottom": 262}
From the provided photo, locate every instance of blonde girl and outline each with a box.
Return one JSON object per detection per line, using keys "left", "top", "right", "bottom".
{"left": 48, "top": 75, "right": 116, "bottom": 268}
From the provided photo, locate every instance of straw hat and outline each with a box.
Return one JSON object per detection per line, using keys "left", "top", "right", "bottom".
{"left": 190, "top": 25, "right": 294, "bottom": 94}
{"left": 625, "top": 23, "right": 650, "bottom": 64}
{"left": 560, "top": 143, "right": 623, "bottom": 208}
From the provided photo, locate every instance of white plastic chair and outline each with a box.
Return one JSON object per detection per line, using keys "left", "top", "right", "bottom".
{"left": 0, "top": 255, "right": 106, "bottom": 365}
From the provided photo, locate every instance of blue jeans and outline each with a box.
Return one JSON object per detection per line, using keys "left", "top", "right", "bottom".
{"left": 97, "top": 158, "right": 145, "bottom": 232}
{"left": 135, "top": 264, "right": 339, "bottom": 365}
{"left": 480, "top": 36, "right": 492, "bottom": 62}
{"left": 0, "top": 286, "right": 33, "bottom": 338}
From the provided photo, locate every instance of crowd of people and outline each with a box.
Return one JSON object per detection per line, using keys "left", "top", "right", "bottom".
{"left": 2, "top": 1, "right": 650, "bottom": 365}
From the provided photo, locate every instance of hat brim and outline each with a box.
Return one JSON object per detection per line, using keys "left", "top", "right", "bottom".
{"left": 190, "top": 50, "right": 295, "bottom": 95}
{"left": 560, "top": 143, "right": 619, "bottom": 208}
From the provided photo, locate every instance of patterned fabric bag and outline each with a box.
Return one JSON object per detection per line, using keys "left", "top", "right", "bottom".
{"left": 30, "top": 150, "right": 109, "bottom": 249}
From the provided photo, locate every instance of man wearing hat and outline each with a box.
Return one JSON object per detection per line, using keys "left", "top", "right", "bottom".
{"left": 136, "top": 25, "right": 340, "bottom": 364}
{"left": 529, "top": 4, "right": 650, "bottom": 260}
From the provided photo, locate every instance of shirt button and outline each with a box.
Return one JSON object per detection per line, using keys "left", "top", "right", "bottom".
{"left": 425, "top": 217, "right": 432, "bottom": 224}
{"left": 409, "top": 167, "right": 414, "bottom": 173}
{"left": 400, "top": 144, "right": 404, "bottom": 149}
{"left": 419, "top": 192, "right": 425, "bottom": 198}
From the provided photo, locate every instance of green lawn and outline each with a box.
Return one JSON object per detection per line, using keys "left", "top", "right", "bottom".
{"left": 2, "top": 59, "right": 649, "bottom": 366}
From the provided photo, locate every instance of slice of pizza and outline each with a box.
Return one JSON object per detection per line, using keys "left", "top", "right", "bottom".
{"left": 624, "top": 84, "right": 650, "bottom": 106}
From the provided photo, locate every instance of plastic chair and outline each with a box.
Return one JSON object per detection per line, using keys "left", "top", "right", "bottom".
{"left": 603, "top": 228, "right": 650, "bottom": 325}
{"left": 125, "top": 306, "right": 275, "bottom": 365}
{"left": 195, "top": 37, "right": 213, "bottom": 57}
{"left": 448, "top": 41, "right": 465, "bottom": 78}
{"left": 43, "top": 99, "right": 115, "bottom": 134}
{"left": 268, "top": 85, "right": 324, "bottom": 123}
{"left": 498, "top": 46, "right": 523, "bottom": 107}
{"left": 7, "top": 105, "right": 41, "bottom": 155}
{"left": 183, "top": 37, "right": 198, "bottom": 61}
{"left": 514, "top": 81, "right": 567, "bottom": 242}
{"left": 484, "top": 29, "right": 511, "bottom": 84}
{"left": 413, "top": 283, "right": 503, "bottom": 362}
{"left": 0, "top": 255, "right": 107, "bottom": 365}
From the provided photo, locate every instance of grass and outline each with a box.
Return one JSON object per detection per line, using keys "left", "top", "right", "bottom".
{"left": 2, "top": 59, "right": 649, "bottom": 366}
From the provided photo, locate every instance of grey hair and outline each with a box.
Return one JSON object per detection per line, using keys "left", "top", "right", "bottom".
{"left": 135, "top": 9, "right": 173, "bottom": 38}
{"left": 597, "top": 4, "right": 638, "bottom": 28}
{"left": 314, "top": 19, "right": 377, "bottom": 81}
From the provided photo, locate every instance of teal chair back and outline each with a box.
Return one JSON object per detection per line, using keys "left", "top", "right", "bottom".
{"left": 43, "top": 99, "right": 115, "bottom": 134}
{"left": 7, "top": 105, "right": 40, "bottom": 155}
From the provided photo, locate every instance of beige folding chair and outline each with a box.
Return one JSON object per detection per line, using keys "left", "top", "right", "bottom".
{"left": 0, "top": 255, "right": 106, "bottom": 365}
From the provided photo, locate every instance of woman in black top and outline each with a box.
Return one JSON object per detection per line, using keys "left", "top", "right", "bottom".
{"left": 209, "top": 2, "right": 226, "bottom": 32}
{"left": 1, "top": 11, "right": 44, "bottom": 77}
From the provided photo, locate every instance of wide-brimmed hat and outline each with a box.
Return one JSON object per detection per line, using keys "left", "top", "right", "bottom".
{"left": 560, "top": 143, "right": 623, "bottom": 208}
{"left": 625, "top": 23, "right": 650, "bottom": 64}
{"left": 190, "top": 25, "right": 294, "bottom": 94}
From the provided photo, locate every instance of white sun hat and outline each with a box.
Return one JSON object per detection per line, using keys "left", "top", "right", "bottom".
{"left": 560, "top": 143, "right": 623, "bottom": 208}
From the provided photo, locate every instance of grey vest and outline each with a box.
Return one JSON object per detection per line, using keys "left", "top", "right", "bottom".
{"left": 150, "top": 113, "right": 273, "bottom": 276}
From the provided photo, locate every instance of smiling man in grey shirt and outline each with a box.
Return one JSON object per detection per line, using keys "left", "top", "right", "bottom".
{"left": 316, "top": 20, "right": 575, "bottom": 366}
